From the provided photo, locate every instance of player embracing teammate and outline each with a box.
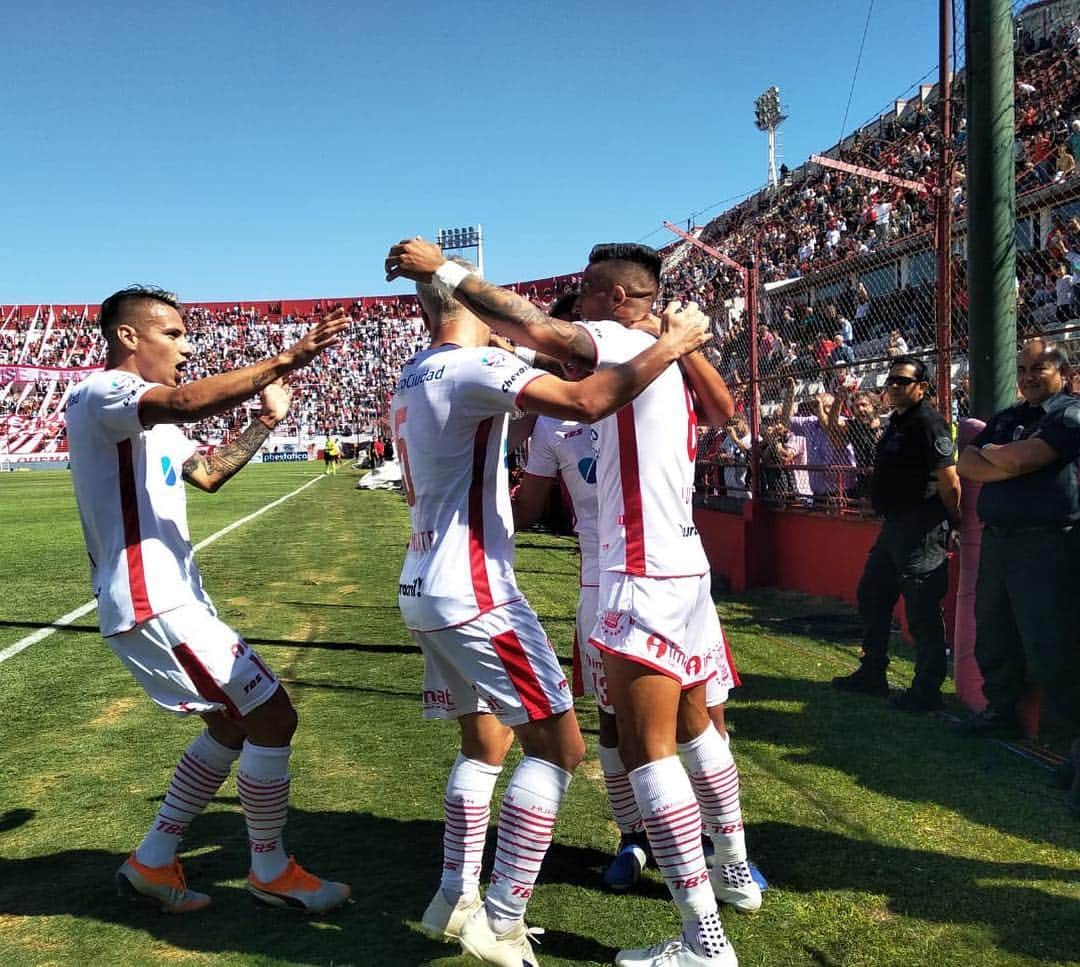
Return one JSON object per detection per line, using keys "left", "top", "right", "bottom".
{"left": 387, "top": 238, "right": 756, "bottom": 967}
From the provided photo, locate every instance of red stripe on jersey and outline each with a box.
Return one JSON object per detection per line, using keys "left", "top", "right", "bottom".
{"left": 492, "top": 630, "right": 553, "bottom": 720}
{"left": 173, "top": 643, "right": 242, "bottom": 719}
{"left": 468, "top": 418, "right": 495, "bottom": 612}
{"left": 117, "top": 439, "right": 153, "bottom": 623}
{"left": 616, "top": 406, "right": 646, "bottom": 574}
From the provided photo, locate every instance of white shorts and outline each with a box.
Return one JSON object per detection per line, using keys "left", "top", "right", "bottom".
{"left": 412, "top": 598, "right": 573, "bottom": 727}
{"left": 589, "top": 572, "right": 738, "bottom": 701}
{"left": 106, "top": 603, "right": 280, "bottom": 719}
{"left": 572, "top": 584, "right": 608, "bottom": 708}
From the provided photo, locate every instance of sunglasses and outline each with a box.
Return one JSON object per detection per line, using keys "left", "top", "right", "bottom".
{"left": 885, "top": 375, "right": 919, "bottom": 387}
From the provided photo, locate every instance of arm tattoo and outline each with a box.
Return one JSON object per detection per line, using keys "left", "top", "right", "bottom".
{"left": 183, "top": 421, "right": 271, "bottom": 487}
{"left": 251, "top": 369, "right": 277, "bottom": 392}
{"left": 455, "top": 275, "right": 590, "bottom": 363}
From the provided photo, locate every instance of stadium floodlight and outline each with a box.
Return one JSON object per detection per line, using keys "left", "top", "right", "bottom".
{"left": 753, "top": 86, "right": 788, "bottom": 190}
{"left": 435, "top": 224, "right": 485, "bottom": 277}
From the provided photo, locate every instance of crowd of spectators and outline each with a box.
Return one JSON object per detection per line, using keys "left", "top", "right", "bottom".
{"left": 7, "top": 10, "right": 1080, "bottom": 474}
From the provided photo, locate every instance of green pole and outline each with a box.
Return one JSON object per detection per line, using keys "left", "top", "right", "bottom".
{"left": 965, "top": 0, "right": 1017, "bottom": 419}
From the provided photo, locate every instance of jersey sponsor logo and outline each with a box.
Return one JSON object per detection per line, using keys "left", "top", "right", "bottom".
{"left": 577, "top": 456, "right": 597, "bottom": 484}
{"left": 68, "top": 389, "right": 83, "bottom": 406}
{"left": 563, "top": 427, "right": 585, "bottom": 439}
{"left": 399, "top": 576, "right": 424, "bottom": 597}
{"left": 160, "top": 456, "right": 178, "bottom": 486}
{"left": 396, "top": 365, "right": 445, "bottom": 392}
{"left": 480, "top": 353, "right": 509, "bottom": 368}
{"left": 681, "top": 524, "right": 698, "bottom": 537}
{"left": 500, "top": 365, "right": 529, "bottom": 393}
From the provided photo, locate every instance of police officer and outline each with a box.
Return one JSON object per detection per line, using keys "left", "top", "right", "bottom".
{"left": 833, "top": 356, "right": 962, "bottom": 711}
{"left": 956, "top": 340, "right": 1080, "bottom": 815}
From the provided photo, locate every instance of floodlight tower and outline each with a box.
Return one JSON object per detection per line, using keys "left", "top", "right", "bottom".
{"left": 754, "top": 86, "right": 788, "bottom": 189}
{"left": 435, "top": 224, "right": 484, "bottom": 277}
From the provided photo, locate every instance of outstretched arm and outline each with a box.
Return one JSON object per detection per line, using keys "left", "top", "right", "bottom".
{"left": 139, "top": 309, "right": 350, "bottom": 428}
{"left": 182, "top": 380, "right": 291, "bottom": 493}
{"left": 516, "top": 302, "right": 712, "bottom": 422}
{"left": 780, "top": 376, "right": 796, "bottom": 427}
{"left": 386, "top": 238, "right": 597, "bottom": 368}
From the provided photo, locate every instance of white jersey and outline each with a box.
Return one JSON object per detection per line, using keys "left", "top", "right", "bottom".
{"left": 524, "top": 416, "right": 599, "bottom": 587}
{"left": 576, "top": 320, "right": 709, "bottom": 578}
{"left": 391, "top": 344, "right": 547, "bottom": 631}
{"left": 65, "top": 370, "right": 213, "bottom": 637}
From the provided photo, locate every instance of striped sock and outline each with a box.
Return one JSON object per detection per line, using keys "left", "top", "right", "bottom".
{"left": 136, "top": 730, "right": 239, "bottom": 868}
{"left": 237, "top": 741, "right": 291, "bottom": 883}
{"left": 441, "top": 753, "right": 502, "bottom": 902}
{"left": 485, "top": 757, "right": 571, "bottom": 929}
{"left": 679, "top": 725, "right": 747, "bottom": 866}
{"left": 598, "top": 744, "right": 644, "bottom": 836}
{"left": 629, "top": 756, "right": 728, "bottom": 958}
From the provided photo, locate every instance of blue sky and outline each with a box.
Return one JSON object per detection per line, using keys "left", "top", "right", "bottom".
{"left": 1, "top": 0, "right": 941, "bottom": 303}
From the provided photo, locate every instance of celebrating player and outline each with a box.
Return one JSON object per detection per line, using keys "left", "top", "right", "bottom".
{"left": 386, "top": 238, "right": 753, "bottom": 967}
{"left": 66, "top": 286, "right": 351, "bottom": 915}
{"left": 385, "top": 252, "right": 712, "bottom": 967}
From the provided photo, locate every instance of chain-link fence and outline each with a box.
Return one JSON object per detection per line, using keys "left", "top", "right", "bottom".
{"left": 690, "top": 0, "right": 1080, "bottom": 516}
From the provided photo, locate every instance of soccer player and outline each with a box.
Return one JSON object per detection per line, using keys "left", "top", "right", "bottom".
{"left": 385, "top": 253, "right": 712, "bottom": 967}
{"left": 386, "top": 238, "right": 753, "bottom": 966}
{"left": 65, "top": 286, "right": 352, "bottom": 915}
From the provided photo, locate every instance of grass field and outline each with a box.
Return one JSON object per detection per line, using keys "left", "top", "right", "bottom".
{"left": 1, "top": 462, "right": 1078, "bottom": 967}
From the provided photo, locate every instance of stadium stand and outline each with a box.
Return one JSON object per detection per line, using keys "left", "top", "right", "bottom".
{"left": 5, "top": 5, "right": 1080, "bottom": 494}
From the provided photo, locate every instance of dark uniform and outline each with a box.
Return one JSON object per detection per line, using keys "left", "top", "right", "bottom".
{"left": 852, "top": 399, "right": 956, "bottom": 698}
{"left": 970, "top": 392, "right": 1080, "bottom": 729}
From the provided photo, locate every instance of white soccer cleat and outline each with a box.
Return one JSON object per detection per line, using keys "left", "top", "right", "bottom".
{"left": 710, "top": 860, "right": 762, "bottom": 913}
{"left": 420, "top": 889, "right": 483, "bottom": 941}
{"left": 458, "top": 904, "right": 543, "bottom": 966}
{"left": 615, "top": 936, "right": 738, "bottom": 966}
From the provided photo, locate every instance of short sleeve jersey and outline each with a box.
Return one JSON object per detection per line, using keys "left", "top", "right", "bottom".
{"left": 391, "top": 344, "right": 547, "bottom": 631}
{"left": 971, "top": 393, "right": 1080, "bottom": 526}
{"left": 524, "top": 416, "right": 599, "bottom": 586}
{"left": 65, "top": 370, "right": 211, "bottom": 636}
{"left": 870, "top": 399, "right": 954, "bottom": 517}
{"left": 574, "top": 320, "right": 709, "bottom": 577}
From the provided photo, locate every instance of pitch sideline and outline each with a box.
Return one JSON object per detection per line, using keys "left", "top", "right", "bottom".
{"left": 0, "top": 473, "right": 325, "bottom": 665}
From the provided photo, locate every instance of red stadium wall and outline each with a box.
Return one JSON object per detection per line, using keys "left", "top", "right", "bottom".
{"left": 695, "top": 505, "right": 879, "bottom": 602}
{"left": 696, "top": 505, "right": 961, "bottom": 650}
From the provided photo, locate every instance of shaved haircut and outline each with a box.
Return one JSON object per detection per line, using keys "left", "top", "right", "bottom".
{"left": 586, "top": 243, "right": 661, "bottom": 300}
{"left": 99, "top": 285, "right": 183, "bottom": 341}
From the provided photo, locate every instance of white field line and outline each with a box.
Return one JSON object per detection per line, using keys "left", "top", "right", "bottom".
{"left": 0, "top": 474, "right": 324, "bottom": 665}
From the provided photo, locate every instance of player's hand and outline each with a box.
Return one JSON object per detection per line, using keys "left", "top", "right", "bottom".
{"left": 385, "top": 237, "right": 445, "bottom": 283}
{"left": 488, "top": 332, "right": 516, "bottom": 353}
{"left": 284, "top": 307, "right": 350, "bottom": 368}
{"left": 657, "top": 300, "right": 711, "bottom": 357}
{"left": 257, "top": 379, "right": 293, "bottom": 427}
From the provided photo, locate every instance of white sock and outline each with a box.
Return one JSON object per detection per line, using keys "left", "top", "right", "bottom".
{"left": 629, "top": 756, "right": 726, "bottom": 957}
{"left": 598, "top": 745, "right": 644, "bottom": 836}
{"left": 485, "top": 757, "right": 571, "bottom": 931}
{"left": 136, "top": 730, "right": 239, "bottom": 868}
{"left": 441, "top": 753, "right": 502, "bottom": 903}
{"left": 237, "top": 741, "right": 291, "bottom": 882}
{"left": 679, "top": 725, "right": 747, "bottom": 865}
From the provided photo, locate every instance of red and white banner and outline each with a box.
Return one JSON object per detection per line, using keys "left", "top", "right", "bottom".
{"left": 0, "top": 364, "right": 102, "bottom": 383}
